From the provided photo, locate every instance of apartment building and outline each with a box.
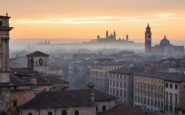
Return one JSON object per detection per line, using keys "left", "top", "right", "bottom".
{"left": 90, "top": 60, "right": 123, "bottom": 92}
{"left": 134, "top": 71, "right": 185, "bottom": 115}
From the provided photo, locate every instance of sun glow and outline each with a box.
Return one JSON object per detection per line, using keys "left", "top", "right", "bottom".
{"left": 13, "top": 13, "right": 177, "bottom": 25}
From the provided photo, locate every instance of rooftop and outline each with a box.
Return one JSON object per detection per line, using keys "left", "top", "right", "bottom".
{"left": 137, "top": 71, "right": 185, "bottom": 82}
{"left": 10, "top": 75, "right": 33, "bottom": 86}
{"left": 27, "top": 51, "right": 49, "bottom": 57}
{"left": 20, "top": 89, "right": 118, "bottom": 109}
{"left": 109, "top": 66, "right": 144, "bottom": 75}
{"left": 98, "top": 103, "right": 159, "bottom": 115}
{"left": 37, "top": 74, "right": 69, "bottom": 86}
{"left": 11, "top": 68, "right": 38, "bottom": 76}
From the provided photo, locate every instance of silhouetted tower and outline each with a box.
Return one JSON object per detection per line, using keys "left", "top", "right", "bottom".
{"left": 0, "top": 13, "right": 13, "bottom": 83}
{"left": 126, "top": 34, "right": 129, "bottom": 41}
{"left": 106, "top": 30, "right": 109, "bottom": 38}
{"left": 113, "top": 30, "right": 116, "bottom": 39}
{"left": 145, "top": 24, "right": 152, "bottom": 53}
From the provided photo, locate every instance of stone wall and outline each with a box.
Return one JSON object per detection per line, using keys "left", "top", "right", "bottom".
{"left": 0, "top": 87, "right": 10, "bottom": 111}
{"left": 10, "top": 90, "right": 35, "bottom": 107}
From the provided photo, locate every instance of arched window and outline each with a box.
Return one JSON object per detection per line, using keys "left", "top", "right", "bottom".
{"left": 74, "top": 110, "right": 79, "bottom": 115}
{"left": 96, "top": 106, "right": 98, "bottom": 112}
{"left": 48, "top": 112, "right": 52, "bottom": 115}
{"left": 39, "top": 59, "right": 43, "bottom": 66}
{"left": 62, "top": 110, "right": 67, "bottom": 115}
{"left": 28, "top": 112, "right": 32, "bottom": 115}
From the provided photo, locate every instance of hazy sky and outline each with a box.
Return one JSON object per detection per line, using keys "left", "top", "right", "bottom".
{"left": 1, "top": 0, "right": 185, "bottom": 41}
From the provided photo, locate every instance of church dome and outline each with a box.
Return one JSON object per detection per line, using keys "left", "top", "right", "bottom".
{"left": 160, "top": 35, "right": 170, "bottom": 47}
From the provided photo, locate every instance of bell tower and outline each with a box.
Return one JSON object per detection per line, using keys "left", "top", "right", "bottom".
{"left": 145, "top": 24, "right": 152, "bottom": 53}
{"left": 27, "top": 51, "right": 49, "bottom": 74}
{"left": 0, "top": 13, "right": 13, "bottom": 83}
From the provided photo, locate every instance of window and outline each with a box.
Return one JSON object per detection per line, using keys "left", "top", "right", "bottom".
{"left": 135, "top": 96, "right": 137, "bottom": 101}
{"left": 39, "top": 59, "right": 43, "bottom": 66}
{"left": 13, "top": 86, "right": 17, "bottom": 90}
{"left": 13, "top": 100, "right": 17, "bottom": 107}
{"left": 0, "top": 20, "right": 2, "bottom": 26}
{"left": 151, "top": 99, "right": 153, "bottom": 106}
{"left": 96, "top": 106, "right": 98, "bottom": 112}
{"left": 155, "top": 100, "right": 157, "bottom": 107}
{"left": 102, "top": 106, "right": 106, "bottom": 111}
{"left": 166, "top": 83, "right": 168, "bottom": 88}
{"left": 48, "top": 112, "right": 52, "bottom": 115}
{"left": 175, "top": 84, "right": 178, "bottom": 89}
{"left": 62, "top": 110, "right": 67, "bottom": 115}
{"left": 147, "top": 98, "right": 150, "bottom": 105}
{"left": 74, "top": 111, "right": 79, "bottom": 115}
{"left": 175, "top": 94, "right": 178, "bottom": 105}
{"left": 170, "top": 84, "right": 173, "bottom": 88}
{"left": 144, "top": 97, "right": 146, "bottom": 104}
{"left": 158, "top": 101, "right": 160, "bottom": 108}
{"left": 28, "top": 113, "right": 32, "bottom": 115}
{"left": 161, "top": 102, "right": 163, "bottom": 108}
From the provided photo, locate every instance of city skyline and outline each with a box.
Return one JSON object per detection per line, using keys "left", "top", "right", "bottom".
{"left": 1, "top": 0, "right": 185, "bottom": 41}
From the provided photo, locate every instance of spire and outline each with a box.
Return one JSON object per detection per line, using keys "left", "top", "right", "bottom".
{"left": 145, "top": 23, "right": 151, "bottom": 34}
{"left": 113, "top": 30, "right": 116, "bottom": 39}
{"left": 106, "top": 30, "right": 109, "bottom": 38}
{"left": 164, "top": 35, "right": 167, "bottom": 39}
{"left": 146, "top": 23, "right": 150, "bottom": 29}
{"left": 126, "top": 34, "right": 129, "bottom": 41}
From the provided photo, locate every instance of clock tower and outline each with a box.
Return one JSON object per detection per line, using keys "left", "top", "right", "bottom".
{"left": 145, "top": 24, "right": 152, "bottom": 53}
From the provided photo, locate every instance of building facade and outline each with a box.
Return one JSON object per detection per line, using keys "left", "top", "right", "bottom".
{"left": 134, "top": 73, "right": 165, "bottom": 112}
{"left": 90, "top": 61, "right": 123, "bottom": 93}
{"left": 134, "top": 71, "right": 185, "bottom": 115}
{"left": 108, "top": 66, "right": 143, "bottom": 105}
{"left": 19, "top": 87, "right": 118, "bottom": 115}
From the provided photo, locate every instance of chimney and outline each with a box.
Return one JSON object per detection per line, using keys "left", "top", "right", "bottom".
{"left": 87, "top": 82, "right": 95, "bottom": 103}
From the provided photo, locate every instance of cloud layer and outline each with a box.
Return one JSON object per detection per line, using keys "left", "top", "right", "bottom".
{"left": 13, "top": 13, "right": 179, "bottom": 25}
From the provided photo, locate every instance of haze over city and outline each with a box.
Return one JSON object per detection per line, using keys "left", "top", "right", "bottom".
{"left": 1, "top": 0, "right": 185, "bottom": 115}
{"left": 1, "top": 0, "right": 185, "bottom": 41}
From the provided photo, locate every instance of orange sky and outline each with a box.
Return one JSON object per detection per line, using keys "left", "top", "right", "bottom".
{"left": 1, "top": 0, "right": 185, "bottom": 41}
